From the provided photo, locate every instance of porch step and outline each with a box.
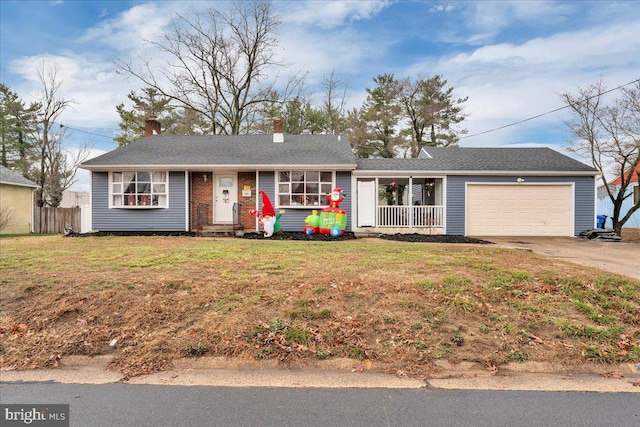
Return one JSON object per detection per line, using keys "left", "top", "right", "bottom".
{"left": 199, "top": 225, "right": 236, "bottom": 237}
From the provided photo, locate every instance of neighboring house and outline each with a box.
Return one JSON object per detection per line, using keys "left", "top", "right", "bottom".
{"left": 0, "top": 165, "right": 38, "bottom": 234}
{"left": 80, "top": 118, "right": 599, "bottom": 237}
{"left": 597, "top": 164, "right": 640, "bottom": 229}
{"left": 60, "top": 190, "right": 90, "bottom": 208}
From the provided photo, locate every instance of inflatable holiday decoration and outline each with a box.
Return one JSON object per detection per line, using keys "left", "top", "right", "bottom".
{"left": 302, "top": 188, "right": 347, "bottom": 237}
{"left": 304, "top": 210, "right": 320, "bottom": 235}
{"left": 249, "top": 190, "right": 284, "bottom": 238}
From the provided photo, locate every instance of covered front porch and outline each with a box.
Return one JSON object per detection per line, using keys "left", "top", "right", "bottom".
{"left": 354, "top": 176, "right": 445, "bottom": 234}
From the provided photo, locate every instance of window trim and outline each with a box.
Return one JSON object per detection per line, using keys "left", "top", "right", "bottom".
{"left": 276, "top": 170, "right": 335, "bottom": 209}
{"left": 109, "top": 170, "right": 169, "bottom": 209}
{"left": 633, "top": 183, "right": 639, "bottom": 205}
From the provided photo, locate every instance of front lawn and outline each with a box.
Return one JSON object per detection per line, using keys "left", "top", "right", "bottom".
{"left": 1, "top": 235, "right": 638, "bottom": 378}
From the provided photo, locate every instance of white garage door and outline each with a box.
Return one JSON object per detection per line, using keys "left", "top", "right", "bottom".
{"left": 466, "top": 184, "right": 573, "bottom": 236}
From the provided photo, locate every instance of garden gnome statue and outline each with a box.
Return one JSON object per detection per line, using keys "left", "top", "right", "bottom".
{"left": 249, "top": 190, "right": 284, "bottom": 238}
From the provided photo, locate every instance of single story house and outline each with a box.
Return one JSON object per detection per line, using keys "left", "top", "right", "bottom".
{"left": 597, "top": 164, "right": 640, "bottom": 228}
{"left": 80, "top": 118, "right": 599, "bottom": 237}
{"left": 0, "top": 165, "right": 38, "bottom": 234}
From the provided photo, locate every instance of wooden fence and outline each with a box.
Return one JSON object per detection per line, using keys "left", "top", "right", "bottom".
{"left": 34, "top": 207, "right": 81, "bottom": 234}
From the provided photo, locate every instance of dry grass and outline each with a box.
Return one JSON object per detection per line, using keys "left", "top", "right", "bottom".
{"left": 1, "top": 235, "right": 638, "bottom": 379}
{"left": 622, "top": 228, "right": 640, "bottom": 243}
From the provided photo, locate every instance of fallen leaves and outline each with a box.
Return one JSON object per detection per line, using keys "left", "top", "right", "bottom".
{"left": 529, "top": 334, "right": 544, "bottom": 345}
{"left": 485, "top": 360, "right": 498, "bottom": 373}
{"left": 602, "top": 371, "right": 624, "bottom": 379}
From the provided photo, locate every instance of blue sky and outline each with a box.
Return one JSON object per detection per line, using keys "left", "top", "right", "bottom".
{"left": 1, "top": 1, "right": 639, "bottom": 191}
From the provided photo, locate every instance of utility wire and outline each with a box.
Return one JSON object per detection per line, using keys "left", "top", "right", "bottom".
{"left": 55, "top": 122, "right": 116, "bottom": 141}
{"left": 52, "top": 78, "right": 640, "bottom": 142}
{"left": 460, "top": 78, "right": 640, "bottom": 140}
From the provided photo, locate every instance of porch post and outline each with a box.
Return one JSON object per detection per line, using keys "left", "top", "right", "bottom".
{"left": 408, "top": 176, "right": 413, "bottom": 227}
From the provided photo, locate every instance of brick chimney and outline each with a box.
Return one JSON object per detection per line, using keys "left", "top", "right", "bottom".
{"left": 273, "top": 118, "right": 284, "bottom": 143}
{"left": 145, "top": 116, "right": 161, "bottom": 136}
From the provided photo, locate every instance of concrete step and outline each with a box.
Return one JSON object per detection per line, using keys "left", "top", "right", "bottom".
{"left": 199, "top": 225, "right": 235, "bottom": 237}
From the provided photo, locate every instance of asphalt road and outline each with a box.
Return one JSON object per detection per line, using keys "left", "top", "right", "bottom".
{"left": 1, "top": 382, "right": 639, "bottom": 427}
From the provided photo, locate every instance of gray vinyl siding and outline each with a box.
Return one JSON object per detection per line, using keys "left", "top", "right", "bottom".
{"left": 92, "top": 171, "right": 187, "bottom": 232}
{"left": 446, "top": 175, "right": 595, "bottom": 236}
{"left": 258, "top": 170, "right": 352, "bottom": 232}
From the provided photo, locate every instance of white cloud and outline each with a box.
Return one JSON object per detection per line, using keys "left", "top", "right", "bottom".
{"left": 280, "top": 0, "right": 391, "bottom": 29}
{"left": 422, "top": 17, "right": 640, "bottom": 147}
{"left": 429, "top": 4, "right": 454, "bottom": 13}
{"left": 462, "top": 1, "right": 576, "bottom": 44}
{"left": 78, "top": 3, "right": 172, "bottom": 50}
{"left": 9, "top": 53, "right": 138, "bottom": 129}
{"left": 450, "top": 21, "right": 639, "bottom": 69}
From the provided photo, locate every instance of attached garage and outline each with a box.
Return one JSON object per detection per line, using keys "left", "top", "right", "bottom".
{"left": 466, "top": 183, "right": 573, "bottom": 236}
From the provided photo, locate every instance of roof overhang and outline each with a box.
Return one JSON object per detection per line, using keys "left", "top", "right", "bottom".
{"left": 0, "top": 181, "right": 39, "bottom": 188}
{"left": 352, "top": 169, "right": 600, "bottom": 177}
{"left": 80, "top": 163, "right": 358, "bottom": 172}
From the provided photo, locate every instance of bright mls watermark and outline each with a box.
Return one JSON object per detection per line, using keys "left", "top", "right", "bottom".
{"left": 1, "top": 405, "right": 69, "bottom": 426}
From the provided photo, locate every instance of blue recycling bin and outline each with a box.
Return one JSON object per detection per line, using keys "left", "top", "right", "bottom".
{"left": 596, "top": 215, "right": 607, "bottom": 229}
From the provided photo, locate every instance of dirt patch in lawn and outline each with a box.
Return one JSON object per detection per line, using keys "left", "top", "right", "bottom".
{"left": 622, "top": 228, "right": 640, "bottom": 243}
{"left": 1, "top": 235, "right": 638, "bottom": 379}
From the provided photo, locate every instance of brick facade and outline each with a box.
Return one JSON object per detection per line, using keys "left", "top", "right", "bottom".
{"left": 190, "top": 172, "right": 213, "bottom": 230}
{"left": 236, "top": 172, "right": 257, "bottom": 231}
{"left": 189, "top": 171, "right": 257, "bottom": 232}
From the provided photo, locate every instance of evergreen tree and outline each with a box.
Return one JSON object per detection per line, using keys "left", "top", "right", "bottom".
{"left": 0, "top": 84, "right": 39, "bottom": 175}
{"left": 114, "top": 87, "right": 173, "bottom": 146}
{"left": 359, "top": 74, "right": 404, "bottom": 158}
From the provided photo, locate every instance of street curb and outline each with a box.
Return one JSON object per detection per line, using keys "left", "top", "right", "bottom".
{"left": 1, "top": 357, "right": 638, "bottom": 392}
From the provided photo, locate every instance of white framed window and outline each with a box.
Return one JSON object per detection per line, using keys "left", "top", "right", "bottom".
{"left": 110, "top": 171, "right": 168, "bottom": 208}
{"left": 277, "top": 171, "right": 334, "bottom": 207}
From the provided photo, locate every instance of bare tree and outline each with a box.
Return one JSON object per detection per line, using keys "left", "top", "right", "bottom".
{"left": 320, "top": 70, "right": 350, "bottom": 135}
{"left": 0, "top": 206, "right": 14, "bottom": 231}
{"left": 29, "top": 64, "right": 89, "bottom": 207}
{"left": 561, "top": 78, "right": 640, "bottom": 235}
{"left": 115, "top": 1, "right": 303, "bottom": 135}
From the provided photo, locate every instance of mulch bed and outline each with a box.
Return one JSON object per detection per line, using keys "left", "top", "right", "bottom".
{"left": 238, "top": 231, "right": 492, "bottom": 243}
{"left": 379, "top": 233, "right": 493, "bottom": 244}
{"left": 64, "top": 229, "right": 492, "bottom": 243}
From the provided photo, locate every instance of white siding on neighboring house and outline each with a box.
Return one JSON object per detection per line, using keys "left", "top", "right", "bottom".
{"left": 597, "top": 182, "right": 640, "bottom": 228}
{"left": 60, "top": 191, "right": 90, "bottom": 208}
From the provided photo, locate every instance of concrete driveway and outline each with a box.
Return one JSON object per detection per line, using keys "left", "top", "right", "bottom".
{"left": 484, "top": 237, "right": 640, "bottom": 281}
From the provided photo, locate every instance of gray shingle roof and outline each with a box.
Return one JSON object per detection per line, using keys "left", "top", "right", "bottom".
{"left": 82, "top": 134, "right": 357, "bottom": 169}
{"left": 0, "top": 165, "right": 38, "bottom": 187}
{"left": 356, "top": 147, "right": 598, "bottom": 173}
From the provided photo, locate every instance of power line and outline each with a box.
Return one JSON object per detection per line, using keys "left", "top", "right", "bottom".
{"left": 461, "top": 78, "right": 640, "bottom": 140}
{"left": 55, "top": 122, "right": 116, "bottom": 141}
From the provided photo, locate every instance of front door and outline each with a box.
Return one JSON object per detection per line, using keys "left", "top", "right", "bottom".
{"left": 357, "top": 179, "right": 376, "bottom": 227}
{"left": 213, "top": 173, "right": 237, "bottom": 224}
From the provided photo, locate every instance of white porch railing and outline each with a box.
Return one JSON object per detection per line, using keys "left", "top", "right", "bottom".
{"left": 377, "top": 205, "right": 444, "bottom": 228}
